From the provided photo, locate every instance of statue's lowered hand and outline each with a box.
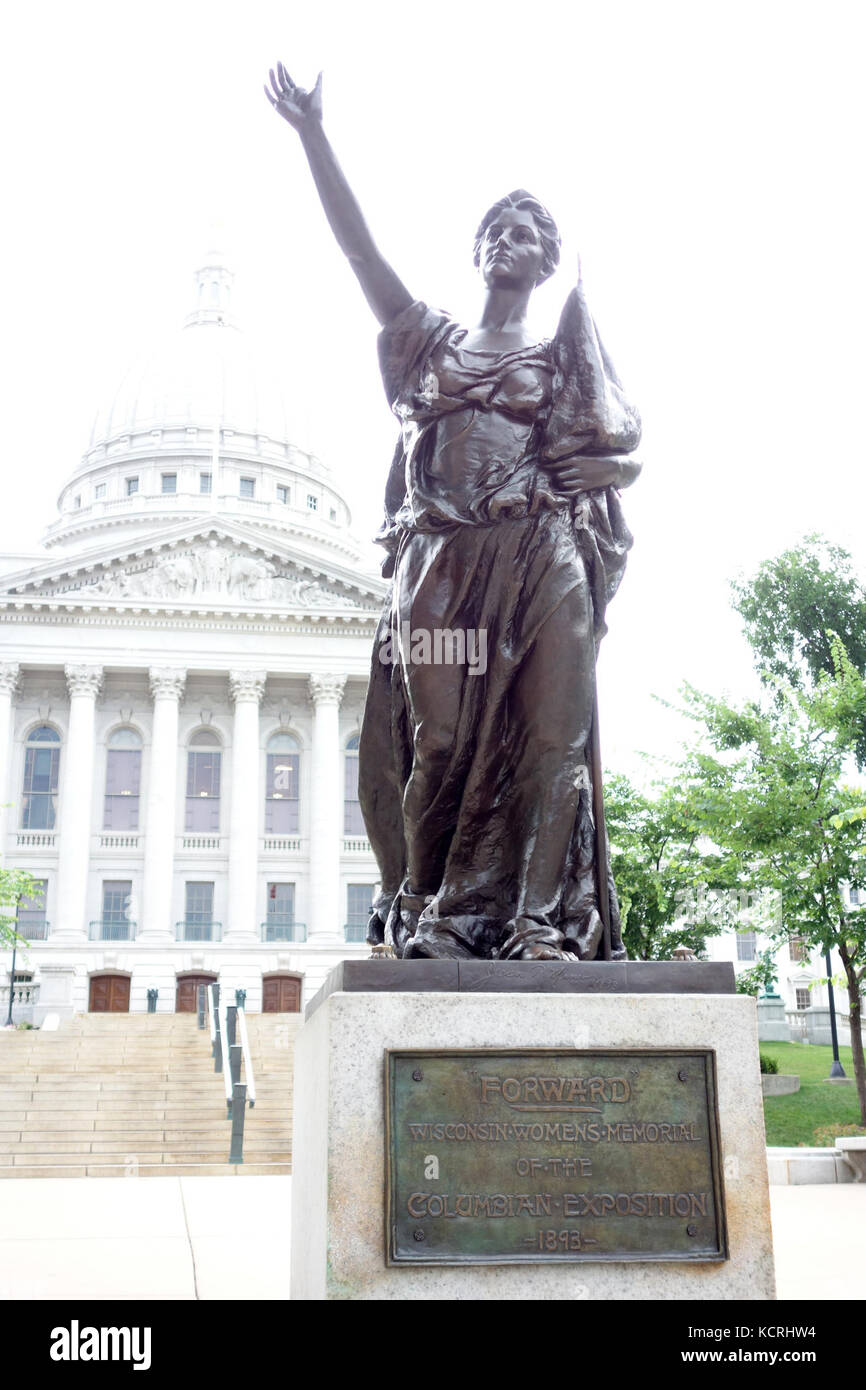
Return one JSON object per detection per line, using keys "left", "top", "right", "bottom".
{"left": 545, "top": 456, "right": 624, "bottom": 495}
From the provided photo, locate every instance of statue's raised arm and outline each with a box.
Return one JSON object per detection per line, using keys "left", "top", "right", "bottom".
{"left": 265, "top": 63, "right": 413, "bottom": 326}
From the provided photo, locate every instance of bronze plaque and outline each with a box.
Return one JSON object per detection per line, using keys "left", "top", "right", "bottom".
{"left": 386, "top": 1049, "right": 727, "bottom": 1264}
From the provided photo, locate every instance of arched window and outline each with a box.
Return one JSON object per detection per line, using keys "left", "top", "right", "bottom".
{"left": 104, "top": 727, "right": 142, "bottom": 831}
{"left": 186, "top": 729, "right": 222, "bottom": 833}
{"left": 344, "top": 734, "right": 365, "bottom": 835}
{"left": 21, "top": 725, "right": 61, "bottom": 830}
{"left": 265, "top": 732, "right": 300, "bottom": 834}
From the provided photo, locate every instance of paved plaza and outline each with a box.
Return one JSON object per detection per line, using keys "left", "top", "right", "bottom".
{"left": 0, "top": 1175, "right": 862, "bottom": 1301}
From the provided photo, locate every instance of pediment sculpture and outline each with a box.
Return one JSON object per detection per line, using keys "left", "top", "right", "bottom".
{"left": 18, "top": 543, "right": 370, "bottom": 609}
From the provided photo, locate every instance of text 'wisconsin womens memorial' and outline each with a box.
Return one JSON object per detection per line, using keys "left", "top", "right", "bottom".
{"left": 265, "top": 63, "right": 775, "bottom": 1299}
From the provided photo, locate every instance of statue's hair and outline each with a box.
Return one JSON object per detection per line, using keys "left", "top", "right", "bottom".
{"left": 473, "top": 190, "right": 561, "bottom": 284}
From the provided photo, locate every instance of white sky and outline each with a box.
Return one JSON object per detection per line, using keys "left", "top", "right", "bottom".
{"left": 2, "top": 0, "right": 864, "bottom": 777}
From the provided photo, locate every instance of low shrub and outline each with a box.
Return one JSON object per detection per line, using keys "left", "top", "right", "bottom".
{"left": 759, "top": 1053, "right": 780, "bottom": 1074}
{"left": 812, "top": 1122, "right": 866, "bottom": 1147}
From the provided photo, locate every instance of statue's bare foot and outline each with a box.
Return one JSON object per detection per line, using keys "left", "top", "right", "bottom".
{"left": 506, "top": 943, "right": 578, "bottom": 962}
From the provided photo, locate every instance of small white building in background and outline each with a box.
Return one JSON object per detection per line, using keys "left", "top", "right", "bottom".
{"left": 705, "top": 913, "right": 855, "bottom": 1046}
{"left": 0, "top": 252, "right": 386, "bottom": 1020}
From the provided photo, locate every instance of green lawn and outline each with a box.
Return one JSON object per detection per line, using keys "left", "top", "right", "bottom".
{"left": 758, "top": 1041, "right": 865, "bottom": 1146}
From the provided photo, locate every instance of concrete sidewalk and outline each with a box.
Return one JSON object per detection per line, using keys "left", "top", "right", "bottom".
{"left": 0, "top": 1176, "right": 863, "bottom": 1300}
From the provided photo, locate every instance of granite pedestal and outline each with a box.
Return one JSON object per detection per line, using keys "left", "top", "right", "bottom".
{"left": 290, "top": 961, "right": 775, "bottom": 1300}
{"left": 756, "top": 993, "right": 791, "bottom": 1042}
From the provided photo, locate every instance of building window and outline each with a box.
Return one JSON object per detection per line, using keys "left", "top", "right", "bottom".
{"left": 200, "top": 472, "right": 212, "bottom": 494}
{"left": 95, "top": 483, "right": 106, "bottom": 499}
{"left": 789, "top": 935, "right": 808, "bottom": 964}
{"left": 267, "top": 882, "right": 295, "bottom": 921}
{"left": 240, "top": 478, "right": 255, "bottom": 499}
{"left": 184, "top": 882, "right": 215, "bottom": 939}
{"left": 126, "top": 477, "right": 139, "bottom": 496}
{"left": 795, "top": 987, "right": 811, "bottom": 1011}
{"left": 850, "top": 887, "right": 861, "bottom": 906}
{"left": 16, "top": 880, "right": 48, "bottom": 940}
{"left": 344, "top": 734, "right": 365, "bottom": 835}
{"left": 161, "top": 473, "right": 177, "bottom": 494}
{"left": 73, "top": 495, "right": 81, "bottom": 509}
{"left": 265, "top": 883, "right": 296, "bottom": 939}
{"left": 185, "top": 729, "right": 221, "bottom": 832}
{"left": 277, "top": 485, "right": 289, "bottom": 505}
{"left": 21, "top": 725, "right": 61, "bottom": 830}
{"left": 104, "top": 727, "right": 142, "bottom": 831}
{"left": 101, "top": 880, "right": 133, "bottom": 939}
{"left": 329, "top": 508, "right": 337, "bottom": 522}
{"left": 306, "top": 495, "right": 318, "bottom": 511}
{"left": 346, "top": 884, "right": 374, "bottom": 941}
{"left": 265, "top": 732, "right": 300, "bottom": 834}
{"left": 736, "top": 931, "right": 756, "bottom": 962}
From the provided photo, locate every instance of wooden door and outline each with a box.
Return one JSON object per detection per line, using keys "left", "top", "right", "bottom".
{"left": 262, "top": 976, "right": 301, "bottom": 1013}
{"left": 176, "top": 973, "right": 217, "bottom": 1012}
{"left": 89, "top": 974, "right": 130, "bottom": 1013}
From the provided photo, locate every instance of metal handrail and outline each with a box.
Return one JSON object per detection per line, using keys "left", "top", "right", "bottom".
{"left": 206, "top": 984, "right": 216, "bottom": 1044}
{"left": 89, "top": 919, "right": 137, "bottom": 940}
{"left": 236, "top": 1007, "right": 256, "bottom": 1107}
{"left": 202, "top": 986, "right": 251, "bottom": 1164}
{"left": 175, "top": 921, "right": 222, "bottom": 941}
{"left": 260, "top": 920, "right": 307, "bottom": 942}
{"left": 15, "top": 922, "right": 50, "bottom": 941}
{"left": 218, "top": 1000, "right": 233, "bottom": 1109}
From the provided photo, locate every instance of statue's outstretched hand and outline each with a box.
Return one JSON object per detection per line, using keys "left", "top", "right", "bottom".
{"left": 264, "top": 62, "right": 323, "bottom": 131}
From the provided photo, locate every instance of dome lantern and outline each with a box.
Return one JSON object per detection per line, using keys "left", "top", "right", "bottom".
{"left": 184, "top": 251, "right": 239, "bottom": 331}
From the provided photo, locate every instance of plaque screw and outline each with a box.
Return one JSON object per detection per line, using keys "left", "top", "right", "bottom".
{"left": 677, "top": 1070, "right": 688, "bottom": 1082}
{"left": 413, "top": 1229, "right": 426, "bottom": 1241}
{"left": 412, "top": 1069, "right": 423, "bottom": 1082}
{"left": 687, "top": 1224, "right": 698, "bottom": 1237}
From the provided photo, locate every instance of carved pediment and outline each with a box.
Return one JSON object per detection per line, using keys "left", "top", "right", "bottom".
{"left": 9, "top": 540, "right": 378, "bottom": 612}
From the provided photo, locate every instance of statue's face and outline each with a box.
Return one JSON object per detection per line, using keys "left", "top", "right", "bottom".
{"left": 479, "top": 209, "right": 546, "bottom": 290}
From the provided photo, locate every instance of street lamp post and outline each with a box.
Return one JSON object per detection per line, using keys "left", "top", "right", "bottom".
{"left": 825, "top": 949, "right": 847, "bottom": 1079}
{"left": 5, "top": 939, "right": 17, "bottom": 1027}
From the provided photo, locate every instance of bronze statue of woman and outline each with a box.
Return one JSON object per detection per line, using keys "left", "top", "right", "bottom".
{"left": 266, "top": 63, "right": 642, "bottom": 963}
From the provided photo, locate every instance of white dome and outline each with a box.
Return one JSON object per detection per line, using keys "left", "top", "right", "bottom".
{"left": 44, "top": 255, "right": 357, "bottom": 558}
{"left": 89, "top": 271, "right": 295, "bottom": 451}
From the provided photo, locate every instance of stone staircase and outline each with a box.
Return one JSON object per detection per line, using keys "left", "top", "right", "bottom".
{"left": 0, "top": 1012, "right": 299, "bottom": 1177}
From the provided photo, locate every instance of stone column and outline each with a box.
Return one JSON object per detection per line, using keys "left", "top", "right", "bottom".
{"left": 307, "top": 674, "right": 346, "bottom": 943}
{"left": 226, "top": 670, "right": 267, "bottom": 942}
{"left": 141, "top": 667, "right": 186, "bottom": 941}
{"left": 54, "top": 665, "right": 103, "bottom": 941}
{"left": 0, "top": 663, "right": 20, "bottom": 851}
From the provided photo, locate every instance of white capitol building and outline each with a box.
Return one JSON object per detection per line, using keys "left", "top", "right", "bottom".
{"left": 0, "top": 253, "right": 386, "bottom": 1020}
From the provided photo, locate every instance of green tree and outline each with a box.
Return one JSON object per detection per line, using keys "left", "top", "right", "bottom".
{"left": 733, "top": 947, "right": 780, "bottom": 997}
{"left": 731, "top": 534, "right": 866, "bottom": 704}
{"left": 605, "top": 773, "right": 742, "bottom": 961}
{"left": 675, "top": 646, "right": 866, "bottom": 1124}
{"left": 0, "top": 867, "right": 39, "bottom": 949}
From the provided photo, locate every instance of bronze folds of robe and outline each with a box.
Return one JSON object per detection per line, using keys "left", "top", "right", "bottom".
{"left": 360, "top": 292, "right": 640, "bottom": 962}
